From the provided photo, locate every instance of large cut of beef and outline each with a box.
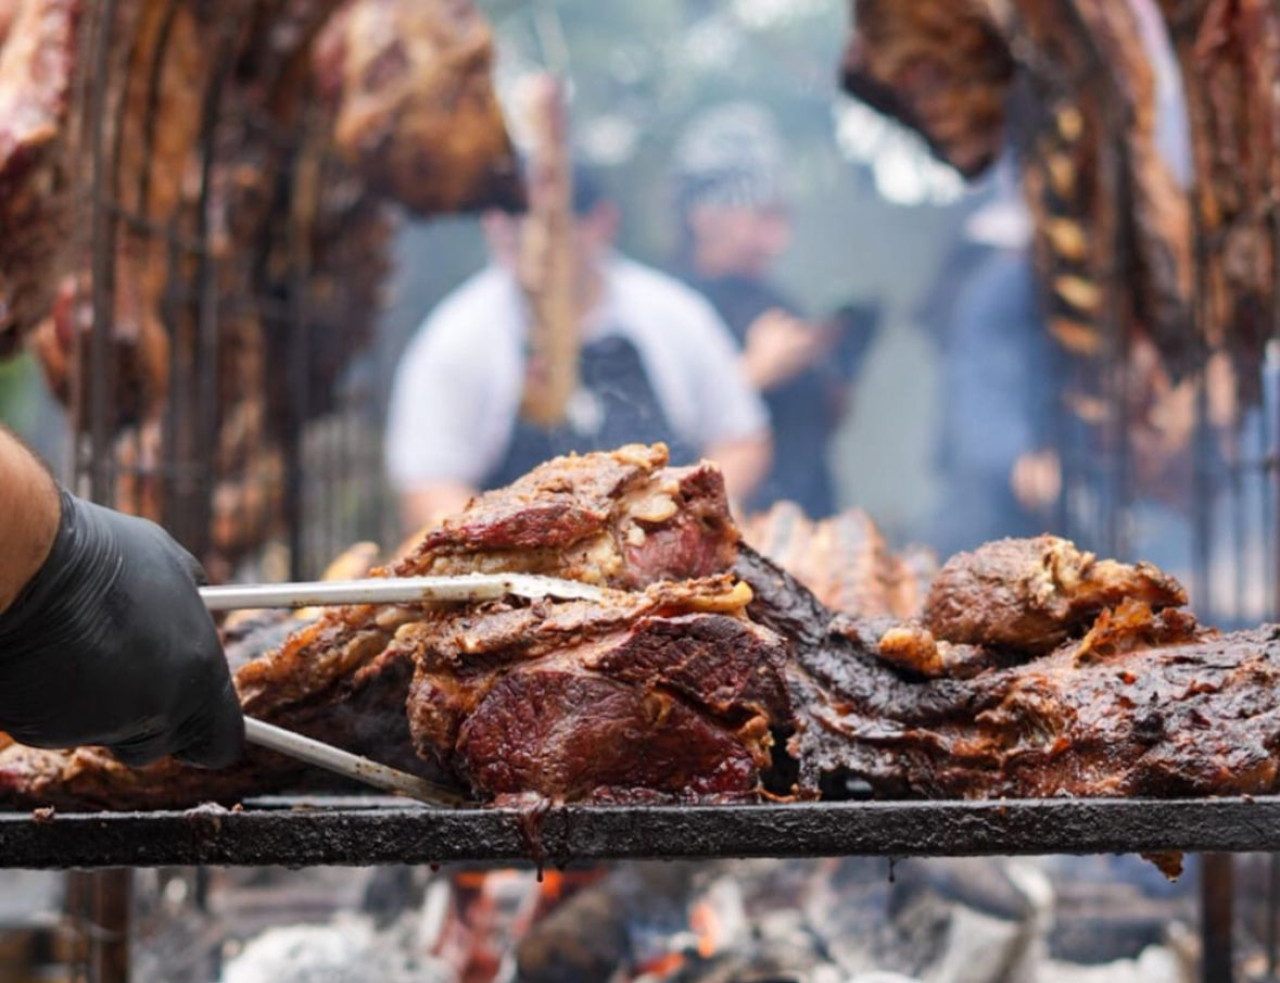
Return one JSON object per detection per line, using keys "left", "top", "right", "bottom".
{"left": 0, "top": 0, "right": 80, "bottom": 350}
{"left": 2, "top": 446, "right": 1280, "bottom": 811}
{"left": 398, "top": 577, "right": 791, "bottom": 804}
{"left": 0, "top": 0, "right": 524, "bottom": 575}
{"left": 312, "top": 0, "right": 523, "bottom": 216}
{"left": 740, "top": 537, "right": 1280, "bottom": 800}
{"left": 1153, "top": 0, "right": 1280, "bottom": 399}
{"left": 0, "top": 445, "right": 752, "bottom": 809}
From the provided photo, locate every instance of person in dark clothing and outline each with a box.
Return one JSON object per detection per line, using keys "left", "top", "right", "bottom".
{"left": 673, "top": 103, "right": 868, "bottom": 518}
{"left": 929, "top": 180, "right": 1063, "bottom": 558}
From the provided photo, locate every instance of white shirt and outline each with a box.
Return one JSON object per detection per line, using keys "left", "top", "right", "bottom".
{"left": 385, "top": 255, "right": 769, "bottom": 489}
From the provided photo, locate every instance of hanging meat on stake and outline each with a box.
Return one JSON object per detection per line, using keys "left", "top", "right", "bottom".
{"left": 0, "top": 0, "right": 81, "bottom": 354}
{"left": 839, "top": 0, "right": 1012, "bottom": 179}
{"left": 3, "top": 446, "right": 1280, "bottom": 811}
{"left": 1154, "top": 0, "right": 1280, "bottom": 400}
{"left": 842, "top": 0, "right": 1197, "bottom": 376}
{"left": 312, "top": 0, "right": 524, "bottom": 215}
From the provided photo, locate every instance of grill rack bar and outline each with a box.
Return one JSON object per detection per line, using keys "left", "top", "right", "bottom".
{"left": 2, "top": 795, "right": 1279, "bottom": 870}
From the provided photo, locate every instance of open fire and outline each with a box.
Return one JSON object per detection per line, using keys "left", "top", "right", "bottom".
{"left": 207, "top": 856, "right": 1213, "bottom": 983}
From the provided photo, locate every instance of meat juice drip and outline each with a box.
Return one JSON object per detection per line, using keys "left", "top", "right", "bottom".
{"left": 509, "top": 793, "right": 554, "bottom": 880}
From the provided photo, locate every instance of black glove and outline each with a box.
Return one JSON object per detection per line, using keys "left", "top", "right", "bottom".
{"left": 0, "top": 489, "right": 244, "bottom": 768}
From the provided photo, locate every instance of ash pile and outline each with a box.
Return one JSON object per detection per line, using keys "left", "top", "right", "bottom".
{"left": 204, "top": 856, "right": 1206, "bottom": 983}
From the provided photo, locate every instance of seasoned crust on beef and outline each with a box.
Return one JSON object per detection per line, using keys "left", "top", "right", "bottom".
{"left": 408, "top": 444, "right": 739, "bottom": 588}
{"left": 923, "top": 535, "right": 1188, "bottom": 654}
{"left": 399, "top": 577, "right": 793, "bottom": 803}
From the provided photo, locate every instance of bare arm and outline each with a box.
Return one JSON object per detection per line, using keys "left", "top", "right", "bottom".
{"left": 741, "top": 310, "right": 831, "bottom": 392}
{"left": 706, "top": 432, "right": 772, "bottom": 507}
{"left": 0, "top": 429, "right": 60, "bottom": 613}
{"left": 399, "top": 481, "right": 477, "bottom": 533}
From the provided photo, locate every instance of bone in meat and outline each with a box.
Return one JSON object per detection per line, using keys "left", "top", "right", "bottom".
{"left": 842, "top": 0, "right": 1198, "bottom": 377}
{"left": 0, "top": 0, "right": 81, "bottom": 351}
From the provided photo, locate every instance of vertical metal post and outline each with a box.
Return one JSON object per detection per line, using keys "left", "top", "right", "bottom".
{"left": 66, "top": 870, "right": 132, "bottom": 983}
{"left": 1202, "top": 854, "right": 1235, "bottom": 983}
{"left": 284, "top": 144, "right": 314, "bottom": 581}
{"left": 86, "top": 0, "right": 119, "bottom": 506}
{"left": 87, "top": 871, "right": 132, "bottom": 983}
{"left": 1267, "top": 854, "right": 1279, "bottom": 978}
{"left": 75, "top": 3, "right": 134, "bottom": 980}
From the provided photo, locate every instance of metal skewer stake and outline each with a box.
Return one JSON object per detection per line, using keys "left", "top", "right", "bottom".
{"left": 207, "top": 574, "right": 603, "bottom": 807}
{"left": 200, "top": 573, "right": 607, "bottom": 611}
{"left": 243, "top": 719, "right": 464, "bottom": 809}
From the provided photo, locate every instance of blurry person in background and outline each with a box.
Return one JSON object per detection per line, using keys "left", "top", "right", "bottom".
{"left": 929, "top": 160, "right": 1063, "bottom": 558}
{"left": 385, "top": 168, "right": 771, "bottom": 532}
{"left": 672, "top": 103, "right": 876, "bottom": 519}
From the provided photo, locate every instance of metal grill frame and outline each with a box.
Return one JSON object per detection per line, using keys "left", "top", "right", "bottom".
{"left": 1, "top": 796, "right": 1278, "bottom": 871}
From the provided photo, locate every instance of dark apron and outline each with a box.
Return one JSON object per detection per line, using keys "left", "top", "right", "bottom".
{"left": 484, "top": 335, "right": 696, "bottom": 490}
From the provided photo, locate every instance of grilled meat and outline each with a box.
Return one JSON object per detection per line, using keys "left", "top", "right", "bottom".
{"left": 399, "top": 578, "right": 791, "bottom": 804}
{"left": 921, "top": 535, "right": 1187, "bottom": 655}
{"left": 312, "top": 0, "right": 523, "bottom": 215}
{"left": 0, "top": 446, "right": 748, "bottom": 809}
{"left": 3, "top": 0, "right": 522, "bottom": 572}
{"left": 741, "top": 502, "right": 927, "bottom": 619}
{"left": 842, "top": 0, "right": 1198, "bottom": 379}
{"left": 1156, "top": 0, "right": 1280, "bottom": 400}
{"left": 739, "top": 543, "right": 1280, "bottom": 800}
{"left": 0, "top": 0, "right": 81, "bottom": 351}
{"left": 839, "top": 0, "right": 1012, "bottom": 179}
{"left": 0, "top": 446, "right": 1277, "bottom": 812}
{"left": 406, "top": 443, "right": 739, "bottom": 589}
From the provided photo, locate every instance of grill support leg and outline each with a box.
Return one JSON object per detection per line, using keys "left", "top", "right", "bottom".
{"left": 1268, "top": 854, "right": 1280, "bottom": 977}
{"left": 1202, "top": 853, "right": 1234, "bottom": 983}
{"left": 67, "top": 870, "right": 131, "bottom": 983}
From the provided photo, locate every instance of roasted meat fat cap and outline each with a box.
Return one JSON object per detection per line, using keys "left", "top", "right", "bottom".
{"left": 922, "top": 535, "right": 1188, "bottom": 655}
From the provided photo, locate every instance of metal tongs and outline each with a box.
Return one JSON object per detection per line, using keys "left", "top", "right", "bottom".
{"left": 200, "top": 573, "right": 607, "bottom": 808}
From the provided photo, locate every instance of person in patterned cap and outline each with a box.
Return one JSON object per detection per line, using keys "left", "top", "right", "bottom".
{"left": 673, "top": 103, "right": 872, "bottom": 518}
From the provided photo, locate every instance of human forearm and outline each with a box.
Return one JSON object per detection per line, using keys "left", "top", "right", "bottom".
{"left": 707, "top": 433, "right": 772, "bottom": 506}
{"left": 741, "top": 310, "right": 829, "bottom": 392}
{"left": 400, "top": 481, "right": 477, "bottom": 534}
{"left": 0, "top": 429, "right": 60, "bottom": 614}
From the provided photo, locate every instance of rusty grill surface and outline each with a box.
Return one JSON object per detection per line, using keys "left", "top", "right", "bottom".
{"left": 1, "top": 795, "right": 1278, "bottom": 870}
